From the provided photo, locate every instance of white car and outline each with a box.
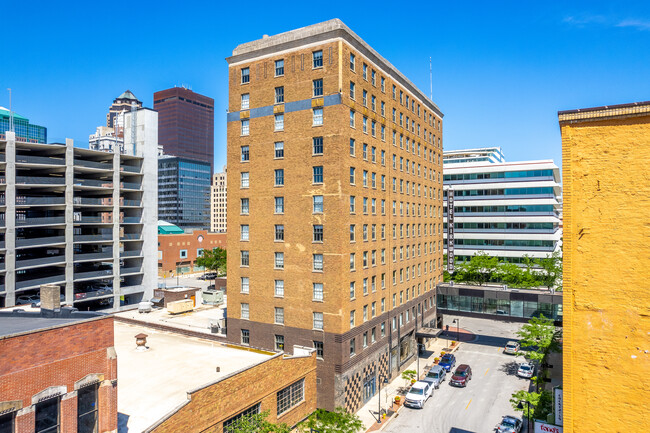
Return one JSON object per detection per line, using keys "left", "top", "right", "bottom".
{"left": 496, "top": 415, "right": 522, "bottom": 432}
{"left": 403, "top": 381, "right": 433, "bottom": 409}
{"left": 517, "top": 362, "right": 535, "bottom": 379}
{"left": 504, "top": 341, "right": 520, "bottom": 355}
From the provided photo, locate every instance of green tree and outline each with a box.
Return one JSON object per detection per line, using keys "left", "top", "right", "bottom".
{"left": 300, "top": 407, "right": 363, "bottom": 433}
{"left": 509, "top": 389, "right": 553, "bottom": 421}
{"left": 195, "top": 247, "right": 227, "bottom": 277}
{"left": 516, "top": 315, "right": 562, "bottom": 364}
{"left": 496, "top": 262, "right": 523, "bottom": 287}
{"left": 226, "top": 410, "right": 291, "bottom": 433}
{"left": 535, "top": 251, "right": 562, "bottom": 291}
{"left": 401, "top": 369, "right": 416, "bottom": 382}
{"left": 455, "top": 252, "right": 499, "bottom": 285}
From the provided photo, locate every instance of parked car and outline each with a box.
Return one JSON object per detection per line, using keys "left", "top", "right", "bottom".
{"left": 449, "top": 364, "right": 472, "bottom": 387}
{"left": 438, "top": 353, "right": 456, "bottom": 372}
{"left": 496, "top": 415, "right": 523, "bottom": 433}
{"left": 517, "top": 362, "right": 535, "bottom": 379}
{"left": 403, "top": 381, "right": 433, "bottom": 409}
{"left": 504, "top": 341, "right": 520, "bottom": 355}
{"left": 422, "top": 364, "right": 446, "bottom": 389}
{"left": 200, "top": 272, "right": 218, "bottom": 280}
{"left": 15, "top": 295, "right": 41, "bottom": 307}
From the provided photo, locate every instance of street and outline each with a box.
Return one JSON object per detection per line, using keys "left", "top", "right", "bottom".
{"left": 384, "top": 317, "right": 530, "bottom": 433}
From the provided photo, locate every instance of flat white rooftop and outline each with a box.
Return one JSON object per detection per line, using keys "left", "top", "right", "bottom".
{"left": 115, "top": 321, "right": 271, "bottom": 433}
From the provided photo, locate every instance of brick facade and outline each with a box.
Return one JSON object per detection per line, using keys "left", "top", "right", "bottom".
{"left": 0, "top": 316, "right": 117, "bottom": 433}
{"left": 225, "top": 20, "right": 443, "bottom": 411}
{"left": 158, "top": 230, "right": 226, "bottom": 275}
{"left": 147, "top": 350, "right": 317, "bottom": 433}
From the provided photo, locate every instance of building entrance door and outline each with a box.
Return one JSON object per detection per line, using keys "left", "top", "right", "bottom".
{"left": 363, "top": 375, "right": 376, "bottom": 404}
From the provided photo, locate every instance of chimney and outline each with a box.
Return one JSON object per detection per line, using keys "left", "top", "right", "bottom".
{"left": 40, "top": 284, "right": 61, "bottom": 311}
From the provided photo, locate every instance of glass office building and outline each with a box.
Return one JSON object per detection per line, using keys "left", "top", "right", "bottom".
{"left": 0, "top": 108, "right": 47, "bottom": 143}
{"left": 158, "top": 156, "right": 211, "bottom": 230}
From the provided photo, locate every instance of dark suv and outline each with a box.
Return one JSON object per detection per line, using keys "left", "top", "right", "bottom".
{"left": 449, "top": 364, "right": 472, "bottom": 387}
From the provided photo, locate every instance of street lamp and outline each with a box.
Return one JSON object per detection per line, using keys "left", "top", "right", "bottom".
{"left": 377, "top": 374, "right": 389, "bottom": 424}
{"left": 452, "top": 318, "right": 460, "bottom": 343}
{"left": 416, "top": 342, "right": 425, "bottom": 380}
{"left": 517, "top": 400, "right": 533, "bottom": 432}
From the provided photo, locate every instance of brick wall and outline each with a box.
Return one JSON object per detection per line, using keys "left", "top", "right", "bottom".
{"left": 148, "top": 351, "right": 317, "bottom": 433}
{"left": 158, "top": 230, "right": 226, "bottom": 275}
{"left": 559, "top": 109, "right": 650, "bottom": 432}
{"left": 0, "top": 316, "right": 117, "bottom": 432}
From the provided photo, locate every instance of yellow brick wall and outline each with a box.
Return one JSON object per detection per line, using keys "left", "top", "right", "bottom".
{"left": 560, "top": 113, "right": 650, "bottom": 432}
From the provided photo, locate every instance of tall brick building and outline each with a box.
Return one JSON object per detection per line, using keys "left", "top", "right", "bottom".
{"left": 225, "top": 20, "right": 444, "bottom": 411}
{"left": 154, "top": 86, "right": 215, "bottom": 173}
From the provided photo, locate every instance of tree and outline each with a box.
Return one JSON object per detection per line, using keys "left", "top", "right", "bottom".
{"left": 401, "top": 369, "right": 416, "bottom": 383}
{"left": 509, "top": 389, "right": 553, "bottom": 421}
{"left": 516, "top": 315, "right": 562, "bottom": 364}
{"left": 226, "top": 410, "right": 291, "bottom": 433}
{"left": 455, "top": 252, "right": 499, "bottom": 285}
{"left": 496, "top": 262, "right": 523, "bottom": 287}
{"left": 300, "top": 407, "right": 363, "bottom": 433}
{"left": 195, "top": 247, "right": 227, "bottom": 276}
{"left": 536, "top": 251, "right": 562, "bottom": 290}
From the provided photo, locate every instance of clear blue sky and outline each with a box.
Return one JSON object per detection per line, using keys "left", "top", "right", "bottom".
{"left": 2, "top": 1, "right": 650, "bottom": 173}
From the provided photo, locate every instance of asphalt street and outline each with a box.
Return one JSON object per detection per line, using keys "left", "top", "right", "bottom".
{"left": 384, "top": 317, "right": 530, "bottom": 433}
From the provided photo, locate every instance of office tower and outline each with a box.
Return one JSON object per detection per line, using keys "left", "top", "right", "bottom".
{"left": 106, "top": 90, "right": 142, "bottom": 131}
{"left": 558, "top": 101, "right": 650, "bottom": 432}
{"left": 89, "top": 126, "right": 123, "bottom": 153}
{"left": 226, "top": 19, "right": 444, "bottom": 410}
{"left": 0, "top": 107, "right": 47, "bottom": 143}
{"left": 211, "top": 167, "right": 227, "bottom": 232}
{"left": 442, "top": 147, "right": 562, "bottom": 266}
{"left": 0, "top": 119, "right": 158, "bottom": 310}
{"left": 154, "top": 86, "right": 215, "bottom": 173}
{"left": 158, "top": 156, "right": 211, "bottom": 230}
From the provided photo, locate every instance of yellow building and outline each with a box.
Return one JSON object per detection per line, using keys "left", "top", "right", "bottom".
{"left": 558, "top": 101, "right": 650, "bottom": 432}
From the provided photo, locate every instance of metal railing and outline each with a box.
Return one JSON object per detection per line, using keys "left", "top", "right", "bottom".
{"left": 74, "top": 252, "right": 113, "bottom": 262}
{"left": 120, "top": 267, "right": 142, "bottom": 275}
{"left": 74, "top": 289, "right": 113, "bottom": 300}
{"left": 16, "top": 197, "right": 65, "bottom": 205}
{"left": 120, "top": 181, "right": 142, "bottom": 190}
{"left": 15, "top": 255, "right": 66, "bottom": 269}
{"left": 16, "top": 176, "right": 65, "bottom": 185}
{"left": 74, "top": 269, "right": 113, "bottom": 280}
{"left": 73, "top": 234, "right": 113, "bottom": 242}
{"left": 16, "top": 274, "right": 65, "bottom": 290}
{"left": 74, "top": 216, "right": 113, "bottom": 224}
{"left": 120, "top": 199, "right": 141, "bottom": 207}
{"left": 16, "top": 155, "right": 65, "bottom": 165}
{"left": 121, "top": 217, "right": 142, "bottom": 224}
{"left": 16, "top": 236, "right": 65, "bottom": 247}
{"left": 75, "top": 159, "right": 113, "bottom": 170}
{"left": 120, "top": 233, "right": 142, "bottom": 240}
{"left": 16, "top": 216, "right": 66, "bottom": 226}
{"left": 74, "top": 197, "right": 113, "bottom": 206}
{"left": 120, "top": 165, "right": 141, "bottom": 173}
{"left": 74, "top": 178, "right": 113, "bottom": 188}
{"left": 120, "top": 250, "right": 142, "bottom": 257}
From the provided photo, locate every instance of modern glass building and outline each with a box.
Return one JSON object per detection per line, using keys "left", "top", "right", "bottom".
{"left": 443, "top": 148, "right": 562, "bottom": 266}
{"left": 0, "top": 107, "right": 47, "bottom": 143}
{"left": 158, "top": 155, "right": 211, "bottom": 230}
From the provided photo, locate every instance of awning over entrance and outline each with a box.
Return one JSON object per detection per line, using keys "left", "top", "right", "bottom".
{"left": 416, "top": 327, "right": 443, "bottom": 339}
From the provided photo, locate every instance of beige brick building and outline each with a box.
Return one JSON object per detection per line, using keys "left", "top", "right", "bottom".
{"left": 226, "top": 19, "right": 444, "bottom": 411}
{"left": 211, "top": 167, "right": 227, "bottom": 232}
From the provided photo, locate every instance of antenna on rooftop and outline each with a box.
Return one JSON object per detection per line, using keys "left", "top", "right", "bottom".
{"left": 7, "top": 88, "right": 14, "bottom": 133}
{"left": 429, "top": 57, "right": 433, "bottom": 100}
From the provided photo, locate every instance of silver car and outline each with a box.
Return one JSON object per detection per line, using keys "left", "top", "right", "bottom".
{"left": 422, "top": 364, "right": 446, "bottom": 389}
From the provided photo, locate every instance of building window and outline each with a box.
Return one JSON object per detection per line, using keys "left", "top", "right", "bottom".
{"left": 277, "top": 379, "right": 304, "bottom": 415}
{"left": 275, "top": 280, "right": 284, "bottom": 297}
{"left": 241, "top": 67, "right": 250, "bottom": 84}
{"left": 350, "top": 310, "right": 356, "bottom": 328}
{"left": 274, "top": 252, "right": 284, "bottom": 269}
{"left": 241, "top": 119, "right": 249, "bottom": 136}
{"left": 313, "top": 195, "right": 323, "bottom": 213}
{"left": 349, "top": 81, "right": 355, "bottom": 99}
{"left": 240, "top": 225, "right": 249, "bottom": 241}
{"left": 240, "top": 250, "right": 249, "bottom": 266}
{"left": 363, "top": 63, "right": 368, "bottom": 80}
{"left": 274, "top": 169, "right": 284, "bottom": 186}
{"left": 313, "top": 166, "right": 323, "bottom": 183}
{"left": 350, "top": 138, "right": 355, "bottom": 156}
{"left": 350, "top": 253, "right": 355, "bottom": 270}
{"left": 275, "top": 113, "right": 284, "bottom": 130}
{"left": 275, "top": 224, "right": 284, "bottom": 241}
{"left": 241, "top": 145, "right": 250, "bottom": 161}
{"left": 312, "top": 136, "right": 323, "bottom": 155}
{"left": 381, "top": 77, "right": 385, "bottom": 92}
{"left": 362, "top": 116, "right": 368, "bottom": 133}
{"left": 240, "top": 172, "right": 249, "bottom": 188}
{"left": 313, "top": 254, "right": 323, "bottom": 271}
{"left": 314, "top": 341, "right": 324, "bottom": 358}
{"left": 350, "top": 53, "right": 355, "bottom": 70}
{"left": 313, "top": 312, "right": 324, "bottom": 329}
{"left": 241, "top": 93, "right": 249, "bottom": 110}
{"left": 241, "top": 329, "right": 250, "bottom": 345}
{"left": 241, "top": 303, "right": 249, "bottom": 319}
{"left": 313, "top": 225, "right": 323, "bottom": 242}
{"left": 350, "top": 110, "right": 355, "bottom": 127}
{"left": 35, "top": 397, "right": 60, "bottom": 433}
{"left": 77, "top": 384, "right": 98, "bottom": 433}
{"left": 275, "top": 59, "right": 284, "bottom": 76}
{"left": 275, "top": 308, "right": 285, "bottom": 325}
{"left": 241, "top": 277, "right": 249, "bottom": 293}
{"left": 313, "top": 79, "right": 323, "bottom": 97}
{"left": 313, "top": 108, "right": 323, "bottom": 126}
{"left": 275, "top": 334, "right": 285, "bottom": 350}
{"left": 275, "top": 196, "right": 284, "bottom": 213}
{"left": 275, "top": 86, "right": 284, "bottom": 104}
{"left": 350, "top": 167, "right": 356, "bottom": 184}
{"left": 349, "top": 224, "right": 355, "bottom": 242}
{"left": 371, "top": 70, "right": 376, "bottom": 86}
{"left": 274, "top": 141, "right": 284, "bottom": 158}
{"left": 313, "top": 283, "right": 324, "bottom": 301}
{"left": 350, "top": 338, "right": 356, "bottom": 356}
{"left": 178, "top": 249, "right": 188, "bottom": 259}
{"left": 350, "top": 282, "right": 355, "bottom": 299}
{"left": 381, "top": 322, "right": 386, "bottom": 337}
{"left": 363, "top": 331, "right": 368, "bottom": 347}
{"left": 350, "top": 196, "right": 355, "bottom": 213}
{"left": 363, "top": 90, "right": 367, "bottom": 107}
{"left": 313, "top": 50, "right": 323, "bottom": 68}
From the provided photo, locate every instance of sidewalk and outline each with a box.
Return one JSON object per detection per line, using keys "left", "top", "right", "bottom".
{"left": 356, "top": 329, "right": 474, "bottom": 432}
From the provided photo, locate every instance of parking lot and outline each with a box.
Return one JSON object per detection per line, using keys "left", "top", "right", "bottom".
{"left": 384, "top": 317, "right": 531, "bottom": 433}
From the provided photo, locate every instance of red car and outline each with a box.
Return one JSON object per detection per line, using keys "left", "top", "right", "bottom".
{"left": 449, "top": 364, "right": 472, "bottom": 387}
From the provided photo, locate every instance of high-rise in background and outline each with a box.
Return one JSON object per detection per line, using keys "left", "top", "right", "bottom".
{"left": 211, "top": 167, "right": 227, "bottom": 232}
{"left": 0, "top": 107, "right": 47, "bottom": 143}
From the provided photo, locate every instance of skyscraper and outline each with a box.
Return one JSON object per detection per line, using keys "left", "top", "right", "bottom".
{"left": 225, "top": 20, "right": 444, "bottom": 410}
{"left": 0, "top": 107, "right": 47, "bottom": 143}
{"left": 211, "top": 167, "right": 227, "bottom": 232}
{"left": 106, "top": 90, "right": 142, "bottom": 131}
{"left": 154, "top": 87, "right": 215, "bottom": 173}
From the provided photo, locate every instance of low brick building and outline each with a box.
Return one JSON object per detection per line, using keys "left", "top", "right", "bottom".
{"left": 158, "top": 229, "right": 226, "bottom": 276}
{"left": 0, "top": 288, "right": 117, "bottom": 432}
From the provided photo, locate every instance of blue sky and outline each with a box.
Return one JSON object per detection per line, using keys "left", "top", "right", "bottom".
{"left": 2, "top": 1, "right": 650, "bottom": 173}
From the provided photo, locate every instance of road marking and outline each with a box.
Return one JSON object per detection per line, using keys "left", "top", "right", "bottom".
{"left": 465, "top": 399, "right": 472, "bottom": 410}
{"left": 484, "top": 368, "right": 489, "bottom": 376}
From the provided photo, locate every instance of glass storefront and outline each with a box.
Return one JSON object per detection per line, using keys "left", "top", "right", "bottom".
{"left": 437, "top": 293, "right": 562, "bottom": 320}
